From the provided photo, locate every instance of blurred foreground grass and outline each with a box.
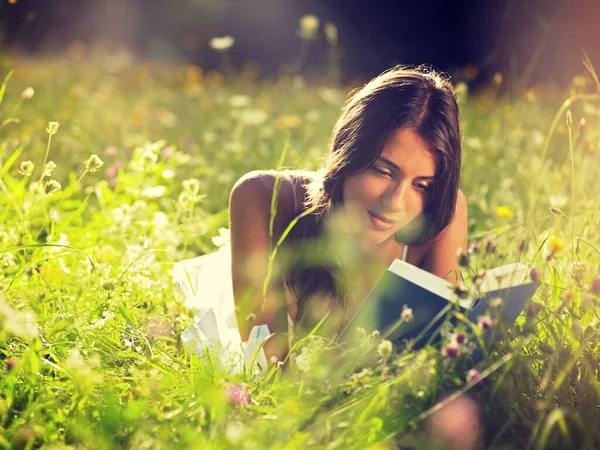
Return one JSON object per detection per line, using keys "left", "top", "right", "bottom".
{"left": 1, "top": 53, "right": 600, "bottom": 449}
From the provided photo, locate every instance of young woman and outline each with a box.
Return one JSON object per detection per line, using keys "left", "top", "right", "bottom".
{"left": 228, "top": 66, "right": 468, "bottom": 364}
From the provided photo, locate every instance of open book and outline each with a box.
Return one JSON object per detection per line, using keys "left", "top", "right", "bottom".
{"left": 338, "top": 260, "right": 538, "bottom": 351}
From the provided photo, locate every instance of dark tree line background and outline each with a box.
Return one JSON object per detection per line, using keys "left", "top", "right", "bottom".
{"left": 1, "top": 0, "right": 599, "bottom": 86}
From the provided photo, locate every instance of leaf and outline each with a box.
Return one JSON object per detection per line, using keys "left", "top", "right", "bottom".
{"left": 118, "top": 304, "right": 138, "bottom": 327}
{"left": 50, "top": 316, "right": 75, "bottom": 335}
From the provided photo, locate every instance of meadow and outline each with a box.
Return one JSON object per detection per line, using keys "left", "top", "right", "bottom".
{"left": 1, "top": 44, "right": 600, "bottom": 449}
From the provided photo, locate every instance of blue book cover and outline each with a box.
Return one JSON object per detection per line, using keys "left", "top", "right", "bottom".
{"left": 338, "top": 260, "right": 538, "bottom": 351}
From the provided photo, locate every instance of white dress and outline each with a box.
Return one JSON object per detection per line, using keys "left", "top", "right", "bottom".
{"left": 172, "top": 175, "right": 409, "bottom": 375}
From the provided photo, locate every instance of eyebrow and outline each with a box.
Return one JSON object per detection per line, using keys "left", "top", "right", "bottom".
{"left": 377, "top": 156, "right": 436, "bottom": 180}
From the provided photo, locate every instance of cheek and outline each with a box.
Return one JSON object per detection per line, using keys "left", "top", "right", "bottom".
{"left": 344, "top": 175, "right": 382, "bottom": 205}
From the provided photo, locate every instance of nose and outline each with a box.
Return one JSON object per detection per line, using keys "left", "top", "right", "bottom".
{"left": 381, "top": 180, "right": 409, "bottom": 214}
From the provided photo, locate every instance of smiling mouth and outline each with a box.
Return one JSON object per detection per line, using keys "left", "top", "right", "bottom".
{"left": 367, "top": 210, "right": 398, "bottom": 231}
{"left": 367, "top": 210, "right": 398, "bottom": 224}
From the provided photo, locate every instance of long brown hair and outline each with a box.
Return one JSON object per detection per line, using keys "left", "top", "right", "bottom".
{"left": 282, "top": 65, "right": 462, "bottom": 337}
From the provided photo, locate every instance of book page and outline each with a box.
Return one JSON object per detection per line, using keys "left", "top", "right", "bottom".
{"left": 478, "top": 263, "right": 528, "bottom": 292}
{"left": 388, "top": 259, "right": 455, "bottom": 300}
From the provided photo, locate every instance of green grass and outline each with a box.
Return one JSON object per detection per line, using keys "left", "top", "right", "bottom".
{"left": 1, "top": 51, "right": 600, "bottom": 449}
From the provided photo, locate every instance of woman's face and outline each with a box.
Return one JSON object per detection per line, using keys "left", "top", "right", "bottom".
{"left": 341, "top": 128, "right": 437, "bottom": 246}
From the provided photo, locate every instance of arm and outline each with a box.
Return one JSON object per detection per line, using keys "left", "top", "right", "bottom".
{"left": 229, "top": 171, "right": 293, "bottom": 363}
{"left": 421, "top": 189, "right": 468, "bottom": 284}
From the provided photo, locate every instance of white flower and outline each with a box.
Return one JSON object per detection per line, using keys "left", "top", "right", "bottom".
{"left": 210, "top": 35, "right": 235, "bottom": 51}
{"left": 162, "top": 169, "right": 175, "bottom": 179}
{"left": 455, "top": 82, "right": 468, "bottom": 99}
{"left": 20, "top": 86, "right": 35, "bottom": 100}
{"left": 298, "top": 15, "right": 320, "bottom": 40}
{"left": 401, "top": 305, "right": 414, "bottom": 322}
{"left": 43, "top": 161, "right": 57, "bottom": 178}
{"left": 84, "top": 154, "right": 104, "bottom": 173}
{"left": 229, "top": 95, "right": 251, "bottom": 108}
{"left": 324, "top": 22, "right": 338, "bottom": 45}
{"left": 182, "top": 178, "right": 201, "bottom": 195}
{"left": 0, "top": 294, "right": 39, "bottom": 341}
{"left": 238, "top": 108, "right": 268, "bottom": 125}
{"left": 212, "top": 228, "right": 230, "bottom": 248}
{"left": 141, "top": 185, "right": 166, "bottom": 198}
{"left": 549, "top": 195, "right": 567, "bottom": 208}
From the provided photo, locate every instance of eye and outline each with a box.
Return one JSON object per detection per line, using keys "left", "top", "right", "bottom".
{"left": 371, "top": 166, "right": 392, "bottom": 178}
{"left": 414, "top": 182, "right": 432, "bottom": 192}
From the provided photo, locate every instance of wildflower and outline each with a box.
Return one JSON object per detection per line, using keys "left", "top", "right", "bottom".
{"left": 581, "top": 293, "right": 595, "bottom": 311}
{"left": 566, "top": 110, "right": 573, "bottom": 127}
{"left": 141, "top": 148, "right": 158, "bottom": 169}
{"left": 549, "top": 206, "right": 562, "bottom": 216}
{"left": 489, "top": 297, "right": 503, "bottom": 309}
{"left": 454, "top": 82, "right": 468, "bottom": 99}
{"left": 4, "top": 356, "right": 20, "bottom": 372}
{"left": 65, "top": 349, "right": 103, "bottom": 387}
{"left": 371, "top": 330, "right": 380, "bottom": 339}
{"left": 44, "top": 180, "right": 61, "bottom": 194}
{"left": 84, "top": 154, "right": 104, "bottom": 173}
{"left": 527, "top": 302, "right": 540, "bottom": 320}
{"left": 401, "top": 304, "right": 414, "bottom": 322}
{"left": 160, "top": 146, "right": 174, "bottom": 160}
{"left": 43, "top": 161, "right": 56, "bottom": 178}
{"left": 549, "top": 195, "right": 567, "bottom": 208}
{"left": 102, "top": 280, "right": 116, "bottom": 291}
{"left": 19, "top": 160, "right": 34, "bottom": 176}
{"left": 452, "top": 331, "right": 468, "bottom": 345}
{"left": 530, "top": 267, "right": 540, "bottom": 283}
{"left": 239, "top": 108, "right": 268, "bottom": 125}
{"left": 457, "top": 248, "right": 469, "bottom": 267}
{"left": 562, "top": 290, "right": 575, "bottom": 302}
{"left": 467, "top": 241, "right": 480, "bottom": 255}
{"left": 592, "top": 278, "right": 600, "bottom": 296}
{"left": 270, "top": 356, "right": 278, "bottom": 365}
{"left": 549, "top": 236, "right": 565, "bottom": 253}
{"left": 466, "top": 369, "right": 483, "bottom": 385}
{"left": 46, "top": 121, "right": 59, "bottom": 135}
{"left": 104, "top": 146, "right": 117, "bottom": 157}
{"left": 442, "top": 342, "right": 459, "bottom": 358}
{"left": 209, "top": 35, "right": 234, "bottom": 51}
{"left": 519, "top": 238, "right": 527, "bottom": 253}
{"left": 324, "top": 22, "right": 338, "bottom": 45}
{"left": 477, "top": 315, "right": 495, "bottom": 330}
{"left": 141, "top": 186, "right": 166, "bottom": 198}
{"left": 495, "top": 206, "right": 513, "bottom": 220}
{"left": 377, "top": 339, "right": 393, "bottom": 360}
{"left": 20, "top": 86, "right": 35, "bottom": 100}
{"left": 356, "top": 327, "right": 367, "bottom": 340}
{"left": 453, "top": 283, "right": 469, "bottom": 299}
{"left": 229, "top": 95, "right": 251, "bottom": 108}
{"left": 568, "top": 261, "right": 589, "bottom": 285}
{"left": 212, "top": 227, "right": 230, "bottom": 248}
{"left": 275, "top": 114, "right": 302, "bottom": 129}
{"left": 484, "top": 235, "right": 497, "bottom": 253}
{"left": 492, "top": 72, "right": 503, "bottom": 85}
{"left": 182, "top": 178, "right": 201, "bottom": 195}
{"left": 298, "top": 14, "right": 320, "bottom": 40}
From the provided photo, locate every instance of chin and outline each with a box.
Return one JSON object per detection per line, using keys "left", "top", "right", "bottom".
{"left": 364, "top": 228, "right": 396, "bottom": 245}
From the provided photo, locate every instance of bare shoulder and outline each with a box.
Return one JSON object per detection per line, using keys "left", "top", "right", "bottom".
{"left": 230, "top": 169, "right": 318, "bottom": 239}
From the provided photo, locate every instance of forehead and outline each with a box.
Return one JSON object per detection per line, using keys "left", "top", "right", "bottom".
{"left": 379, "top": 128, "right": 436, "bottom": 176}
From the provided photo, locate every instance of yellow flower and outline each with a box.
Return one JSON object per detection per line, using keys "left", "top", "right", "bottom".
{"left": 209, "top": 35, "right": 234, "bottom": 51}
{"left": 275, "top": 114, "right": 302, "bottom": 129}
{"left": 492, "top": 72, "right": 503, "bottom": 85}
{"left": 495, "top": 206, "right": 514, "bottom": 220}
{"left": 549, "top": 236, "right": 565, "bottom": 253}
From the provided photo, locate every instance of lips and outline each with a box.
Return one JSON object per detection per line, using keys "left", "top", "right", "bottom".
{"left": 367, "top": 210, "right": 398, "bottom": 231}
{"left": 367, "top": 210, "right": 397, "bottom": 224}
